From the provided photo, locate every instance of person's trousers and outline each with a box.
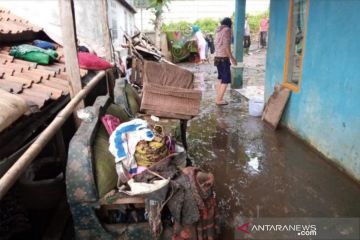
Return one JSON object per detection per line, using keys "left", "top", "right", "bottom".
{"left": 260, "top": 31, "right": 267, "bottom": 47}
{"left": 244, "top": 35, "right": 251, "bottom": 48}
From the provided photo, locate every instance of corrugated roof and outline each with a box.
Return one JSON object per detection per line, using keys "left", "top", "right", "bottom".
{"left": 0, "top": 8, "right": 42, "bottom": 35}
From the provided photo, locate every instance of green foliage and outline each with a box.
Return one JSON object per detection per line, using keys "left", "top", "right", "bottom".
{"left": 247, "top": 10, "right": 269, "bottom": 34}
{"left": 162, "top": 20, "right": 192, "bottom": 33}
{"left": 194, "top": 18, "right": 219, "bottom": 34}
{"left": 162, "top": 18, "right": 219, "bottom": 34}
{"left": 147, "top": 0, "right": 171, "bottom": 21}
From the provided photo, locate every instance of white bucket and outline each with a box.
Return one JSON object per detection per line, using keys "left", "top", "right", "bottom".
{"left": 249, "top": 98, "right": 264, "bottom": 117}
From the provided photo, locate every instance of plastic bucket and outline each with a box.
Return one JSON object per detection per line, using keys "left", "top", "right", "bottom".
{"left": 249, "top": 98, "right": 264, "bottom": 117}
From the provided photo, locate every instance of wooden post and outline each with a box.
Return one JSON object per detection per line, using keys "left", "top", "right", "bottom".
{"left": 59, "top": 0, "right": 84, "bottom": 109}
{"left": 100, "top": 0, "right": 112, "bottom": 62}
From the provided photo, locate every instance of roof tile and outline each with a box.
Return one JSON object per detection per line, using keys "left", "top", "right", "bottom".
{"left": 0, "top": 79, "right": 23, "bottom": 93}
{"left": 0, "top": 8, "right": 90, "bottom": 131}
{"left": 0, "top": 8, "right": 42, "bottom": 35}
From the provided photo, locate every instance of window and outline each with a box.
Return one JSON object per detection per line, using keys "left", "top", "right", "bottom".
{"left": 110, "top": 0, "right": 116, "bottom": 9}
{"left": 283, "top": 0, "right": 309, "bottom": 92}
{"left": 124, "top": 11, "right": 129, "bottom": 34}
{"left": 112, "top": 19, "right": 118, "bottom": 39}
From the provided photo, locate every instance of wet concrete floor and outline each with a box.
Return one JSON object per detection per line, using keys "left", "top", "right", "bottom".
{"left": 178, "top": 61, "right": 360, "bottom": 239}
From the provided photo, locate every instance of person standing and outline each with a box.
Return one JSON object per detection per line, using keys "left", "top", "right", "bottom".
{"left": 259, "top": 14, "right": 269, "bottom": 48}
{"left": 192, "top": 25, "right": 207, "bottom": 63}
{"left": 214, "top": 17, "right": 237, "bottom": 106}
{"left": 244, "top": 16, "right": 251, "bottom": 55}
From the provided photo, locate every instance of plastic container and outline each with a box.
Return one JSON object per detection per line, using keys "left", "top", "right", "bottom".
{"left": 249, "top": 98, "right": 264, "bottom": 117}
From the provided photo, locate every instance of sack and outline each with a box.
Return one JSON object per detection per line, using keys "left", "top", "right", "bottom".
{"left": 9, "top": 44, "right": 58, "bottom": 65}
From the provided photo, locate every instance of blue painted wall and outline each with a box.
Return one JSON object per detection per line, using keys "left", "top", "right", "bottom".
{"left": 265, "top": 0, "right": 360, "bottom": 181}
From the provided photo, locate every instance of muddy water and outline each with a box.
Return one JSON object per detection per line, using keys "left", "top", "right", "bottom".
{"left": 180, "top": 63, "right": 360, "bottom": 240}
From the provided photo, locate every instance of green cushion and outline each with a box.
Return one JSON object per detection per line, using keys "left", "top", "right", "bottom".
{"left": 125, "top": 84, "right": 140, "bottom": 115}
{"left": 94, "top": 124, "right": 117, "bottom": 198}
{"left": 106, "top": 103, "right": 130, "bottom": 122}
{"left": 94, "top": 104, "right": 129, "bottom": 198}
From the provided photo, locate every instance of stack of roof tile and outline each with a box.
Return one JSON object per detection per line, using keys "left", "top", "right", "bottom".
{"left": 0, "top": 47, "right": 89, "bottom": 108}
{"left": 0, "top": 7, "right": 89, "bottom": 132}
{"left": 0, "top": 8, "right": 42, "bottom": 35}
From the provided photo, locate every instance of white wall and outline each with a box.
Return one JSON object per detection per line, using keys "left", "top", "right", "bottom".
{"left": 108, "top": 0, "right": 136, "bottom": 52}
{"left": 1, "top": 0, "right": 136, "bottom": 57}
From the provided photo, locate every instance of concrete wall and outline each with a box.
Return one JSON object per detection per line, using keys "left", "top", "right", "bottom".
{"left": 108, "top": 0, "right": 136, "bottom": 56}
{"left": 265, "top": 0, "right": 360, "bottom": 181}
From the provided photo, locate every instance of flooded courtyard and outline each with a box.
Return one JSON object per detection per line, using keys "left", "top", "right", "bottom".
{"left": 179, "top": 50, "right": 360, "bottom": 239}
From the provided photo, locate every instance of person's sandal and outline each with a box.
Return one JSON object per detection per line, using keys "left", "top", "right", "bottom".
{"left": 216, "top": 101, "right": 228, "bottom": 106}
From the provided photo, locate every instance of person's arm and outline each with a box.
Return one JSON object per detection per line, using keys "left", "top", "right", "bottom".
{"left": 224, "top": 28, "right": 237, "bottom": 65}
{"left": 226, "top": 45, "right": 237, "bottom": 65}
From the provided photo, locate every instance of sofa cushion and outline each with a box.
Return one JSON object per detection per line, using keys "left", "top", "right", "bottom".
{"left": 125, "top": 84, "right": 140, "bottom": 116}
{"left": 94, "top": 104, "right": 130, "bottom": 198}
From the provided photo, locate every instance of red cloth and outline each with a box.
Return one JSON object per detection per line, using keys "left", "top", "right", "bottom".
{"left": 78, "top": 52, "right": 113, "bottom": 70}
{"left": 101, "top": 114, "right": 120, "bottom": 135}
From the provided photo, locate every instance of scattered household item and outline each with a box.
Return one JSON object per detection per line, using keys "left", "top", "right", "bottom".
{"left": 235, "top": 85, "right": 264, "bottom": 100}
{"left": 78, "top": 45, "right": 90, "bottom": 52}
{"left": 124, "top": 32, "right": 163, "bottom": 62}
{"left": 150, "top": 115, "right": 160, "bottom": 122}
{"left": 109, "top": 119, "right": 154, "bottom": 183}
{"left": 249, "top": 97, "right": 264, "bottom": 117}
{"left": 9, "top": 44, "right": 58, "bottom": 64}
{"left": 120, "top": 178, "right": 170, "bottom": 196}
{"left": 142, "top": 60, "right": 194, "bottom": 89}
{"left": 135, "top": 126, "right": 169, "bottom": 167}
{"left": 77, "top": 108, "right": 95, "bottom": 122}
{"left": 141, "top": 83, "right": 201, "bottom": 120}
{"left": 140, "top": 60, "right": 201, "bottom": 120}
{"left": 101, "top": 114, "right": 121, "bottom": 135}
{"left": 77, "top": 52, "right": 113, "bottom": 70}
{"left": 262, "top": 85, "right": 291, "bottom": 128}
{"left": 32, "top": 39, "right": 56, "bottom": 50}
{"left": 166, "top": 31, "right": 198, "bottom": 63}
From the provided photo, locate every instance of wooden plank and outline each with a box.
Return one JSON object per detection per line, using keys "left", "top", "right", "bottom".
{"left": 262, "top": 85, "right": 291, "bottom": 129}
{"left": 100, "top": 0, "right": 112, "bottom": 62}
{"left": 59, "top": 0, "right": 83, "bottom": 105}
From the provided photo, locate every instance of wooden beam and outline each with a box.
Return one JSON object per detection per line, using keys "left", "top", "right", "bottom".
{"left": 59, "top": 0, "right": 83, "bottom": 104}
{"left": 100, "top": 0, "right": 112, "bottom": 61}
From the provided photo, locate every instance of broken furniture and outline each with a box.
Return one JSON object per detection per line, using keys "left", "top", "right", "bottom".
{"left": 66, "top": 94, "right": 187, "bottom": 239}
{"left": 140, "top": 60, "right": 201, "bottom": 120}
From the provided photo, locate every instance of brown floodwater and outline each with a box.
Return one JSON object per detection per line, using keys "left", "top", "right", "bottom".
{"left": 183, "top": 64, "right": 360, "bottom": 240}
